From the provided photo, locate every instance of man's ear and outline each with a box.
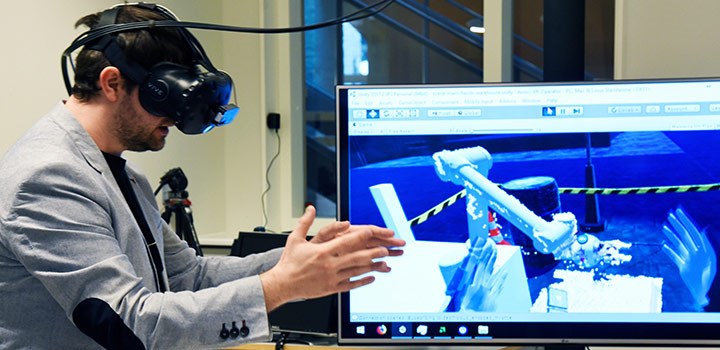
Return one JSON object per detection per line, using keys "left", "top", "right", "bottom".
{"left": 98, "top": 66, "right": 125, "bottom": 102}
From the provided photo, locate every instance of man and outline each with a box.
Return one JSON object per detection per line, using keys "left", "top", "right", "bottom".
{"left": 0, "top": 4, "right": 404, "bottom": 349}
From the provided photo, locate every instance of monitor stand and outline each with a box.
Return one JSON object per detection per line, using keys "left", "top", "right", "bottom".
{"left": 272, "top": 331, "right": 337, "bottom": 348}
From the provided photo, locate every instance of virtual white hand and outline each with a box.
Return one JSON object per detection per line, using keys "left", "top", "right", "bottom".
{"left": 662, "top": 207, "right": 717, "bottom": 308}
{"left": 461, "top": 238, "right": 507, "bottom": 311}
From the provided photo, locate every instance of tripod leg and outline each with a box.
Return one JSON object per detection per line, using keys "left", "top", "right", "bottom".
{"left": 184, "top": 208, "right": 203, "bottom": 257}
{"left": 161, "top": 207, "right": 172, "bottom": 224}
{"left": 178, "top": 207, "right": 203, "bottom": 256}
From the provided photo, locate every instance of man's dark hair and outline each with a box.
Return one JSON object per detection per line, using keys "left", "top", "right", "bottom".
{"left": 72, "top": 5, "right": 193, "bottom": 101}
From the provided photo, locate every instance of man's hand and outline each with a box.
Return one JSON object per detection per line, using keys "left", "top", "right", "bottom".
{"left": 309, "top": 216, "right": 404, "bottom": 257}
{"left": 260, "top": 206, "right": 406, "bottom": 312}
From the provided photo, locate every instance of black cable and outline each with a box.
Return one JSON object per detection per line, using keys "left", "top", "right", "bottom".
{"left": 64, "top": 0, "right": 396, "bottom": 55}
{"left": 261, "top": 129, "right": 281, "bottom": 231}
{"left": 62, "top": 0, "right": 396, "bottom": 108}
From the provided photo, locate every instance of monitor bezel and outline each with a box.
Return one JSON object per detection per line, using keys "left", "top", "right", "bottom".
{"left": 335, "top": 78, "right": 720, "bottom": 347}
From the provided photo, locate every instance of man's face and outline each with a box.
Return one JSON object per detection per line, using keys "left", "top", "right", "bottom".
{"left": 113, "top": 87, "right": 175, "bottom": 152}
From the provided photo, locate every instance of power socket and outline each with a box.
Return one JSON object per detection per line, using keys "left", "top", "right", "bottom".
{"left": 266, "top": 113, "right": 280, "bottom": 130}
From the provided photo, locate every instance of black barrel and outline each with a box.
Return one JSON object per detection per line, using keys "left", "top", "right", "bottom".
{"left": 500, "top": 176, "right": 561, "bottom": 278}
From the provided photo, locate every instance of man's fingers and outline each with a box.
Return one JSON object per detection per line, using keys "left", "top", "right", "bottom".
{"left": 347, "top": 225, "right": 402, "bottom": 244}
{"left": 298, "top": 223, "right": 404, "bottom": 296}
{"left": 366, "top": 236, "right": 406, "bottom": 249}
{"left": 335, "top": 246, "right": 390, "bottom": 265}
{"left": 318, "top": 225, "right": 405, "bottom": 258}
{"left": 338, "top": 275, "right": 375, "bottom": 292}
{"left": 325, "top": 228, "right": 375, "bottom": 255}
{"left": 288, "top": 205, "right": 316, "bottom": 243}
{"left": 387, "top": 248, "right": 404, "bottom": 257}
{"left": 325, "top": 247, "right": 393, "bottom": 285}
{"left": 335, "top": 249, "right": 392, "bottom": 281}
{"left": 312, "top": 220, "right": 350, "bottom": 243}
{"left": 337, "top": 261, "right": 391, "bottom": 282}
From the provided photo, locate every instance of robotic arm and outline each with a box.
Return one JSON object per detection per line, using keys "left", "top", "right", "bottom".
{"left": 433, "top": 146, "right": 577, "bottom": 256}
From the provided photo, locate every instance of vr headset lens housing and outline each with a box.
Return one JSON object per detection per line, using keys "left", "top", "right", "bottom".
{"left": 139, "top": 64, "right": 239, "bottom": 135}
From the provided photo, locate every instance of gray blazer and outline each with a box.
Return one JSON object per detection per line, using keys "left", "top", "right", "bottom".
{"left": 0, "top": 102, "right": 282, "bottom": 349}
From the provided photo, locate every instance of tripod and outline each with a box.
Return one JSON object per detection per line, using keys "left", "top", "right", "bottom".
{"left": 156, "top": 168, "right": 203, "bottom": 256}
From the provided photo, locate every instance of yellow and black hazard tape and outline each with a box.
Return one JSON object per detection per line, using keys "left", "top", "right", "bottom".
{"left": 559, "top": 183, "right": 720, "bottom": 195}
{"left": 407, "top": 183, "right": 720, "bottom": 227}
{"left": 407, "top": 190, "right": 466, "bottom": 227}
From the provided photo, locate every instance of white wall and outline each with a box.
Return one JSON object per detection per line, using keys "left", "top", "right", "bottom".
{"left": 615, "top": 0, "right": 720, "bottom": 79}
{"left": 0, "top": 0, "right": 116, "bottom": 156}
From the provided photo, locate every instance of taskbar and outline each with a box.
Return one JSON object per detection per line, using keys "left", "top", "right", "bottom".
{"left": 342, "top": 321, "right": 495, "bottom": 340}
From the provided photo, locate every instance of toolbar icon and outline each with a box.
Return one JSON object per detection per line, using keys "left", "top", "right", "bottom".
{"left": 542, "top": 106, "right": 556, "bottom": 116}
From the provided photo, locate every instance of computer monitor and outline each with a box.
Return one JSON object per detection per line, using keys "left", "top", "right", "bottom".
{"left": 231, "top": 232, "right": 337, "bottom": 336}
{"left": 335, "top": 78, "right": 720, "bottom": 348}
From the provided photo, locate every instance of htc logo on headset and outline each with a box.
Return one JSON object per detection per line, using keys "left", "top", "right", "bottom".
{"left": 145, "top": 80, "right": 168, "bottom": 101}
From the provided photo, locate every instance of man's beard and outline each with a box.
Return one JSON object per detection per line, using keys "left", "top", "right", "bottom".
{"left": 113, "top": 96, "right": 167, "bottom": 152}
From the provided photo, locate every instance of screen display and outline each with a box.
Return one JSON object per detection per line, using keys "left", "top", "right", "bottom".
{"left": 336, "top": 79, "right": 720, "bottom": 346}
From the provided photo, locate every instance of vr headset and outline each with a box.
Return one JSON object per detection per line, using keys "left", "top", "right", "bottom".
{"left": 61, "top": 3, "right": 238, "bottom": 135}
